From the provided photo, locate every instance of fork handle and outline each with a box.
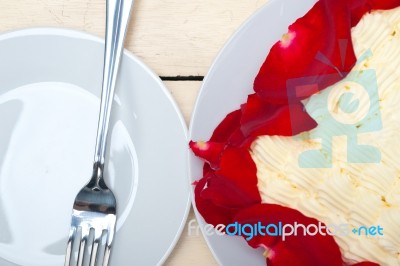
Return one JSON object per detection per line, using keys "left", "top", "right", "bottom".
{"left": 93, "top": 0, "right": 134, "bottom": 178}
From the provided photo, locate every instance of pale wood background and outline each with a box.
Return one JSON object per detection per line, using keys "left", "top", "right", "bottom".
{"left": 0, "top": 0, "right": 268, "bottom": 264}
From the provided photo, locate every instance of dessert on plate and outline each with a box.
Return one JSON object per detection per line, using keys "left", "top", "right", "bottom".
{"left": 191, "top": 0, "right": 400, "bottom": 265}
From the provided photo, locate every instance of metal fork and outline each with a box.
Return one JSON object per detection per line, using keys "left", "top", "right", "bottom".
{"left": 64, "top": 0, "right": 134, "bottom": 265}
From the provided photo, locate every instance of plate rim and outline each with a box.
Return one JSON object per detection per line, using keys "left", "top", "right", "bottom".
{"left": 187, "top": 0, "right": 317, "bottom": 264}
{"left": 188, "top": 1, "right": 273, "bottom": 264}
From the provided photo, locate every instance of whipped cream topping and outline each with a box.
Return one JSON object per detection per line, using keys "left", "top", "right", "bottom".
{"left": 251, "top": 7, "right": 400, "bottom": 265}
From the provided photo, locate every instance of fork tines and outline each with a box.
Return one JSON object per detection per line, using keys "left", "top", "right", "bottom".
{"left": 65, "top": 211, "right": 116, "bottom": 266}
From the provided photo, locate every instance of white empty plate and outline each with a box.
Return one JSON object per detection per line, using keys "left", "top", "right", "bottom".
{"left": 0, "top": 28, "right": 190, "bottom": 266}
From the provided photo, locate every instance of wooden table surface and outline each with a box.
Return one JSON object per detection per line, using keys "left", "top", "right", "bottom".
{"left": 0, "top": 0, "right": 268, "bottom": 264}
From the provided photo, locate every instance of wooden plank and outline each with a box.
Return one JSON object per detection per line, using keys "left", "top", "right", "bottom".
{"left": 164, "top": 80, "right": 201, "bottom": 125}
{"left": 0, "top": 0, "right": 267, "bottom": 76}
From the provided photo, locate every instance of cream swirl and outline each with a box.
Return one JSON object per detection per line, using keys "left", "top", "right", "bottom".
{"left": 252, "top": 7, "right": 400, "bottom": 266}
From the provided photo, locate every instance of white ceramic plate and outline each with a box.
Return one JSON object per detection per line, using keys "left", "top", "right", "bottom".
{"left": 0, "top": 28, "right": 190, "bottom": 266}
{"left": 189, "top": 0, "right": 317, "bottom": 265}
